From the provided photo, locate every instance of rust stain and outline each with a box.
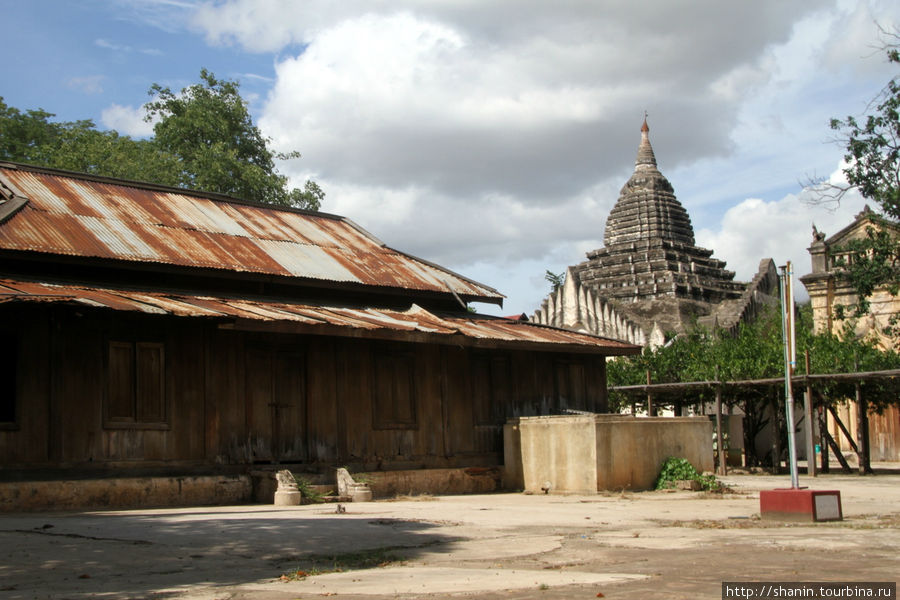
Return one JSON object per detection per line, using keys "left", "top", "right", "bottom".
{"left": 0, "top": 165, "right": 502, "bottom": 301}
{"left": 0, "top": 278, "right": 638, "bottom": 351}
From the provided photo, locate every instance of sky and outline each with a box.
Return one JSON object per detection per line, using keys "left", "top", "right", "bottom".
{"left": 2, "top": 0, "right": 899, "bottom": 315}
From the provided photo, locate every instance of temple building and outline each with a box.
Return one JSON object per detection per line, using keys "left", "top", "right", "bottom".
{"left": 533, "top": 119, "right": 779, "bottom": 345}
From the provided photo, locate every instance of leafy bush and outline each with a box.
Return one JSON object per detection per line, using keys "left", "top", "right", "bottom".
{"left": 292, "top": 475, "right": 326, "bottom": 503}
{"left": 655, "top": 457, "right": 720, "bottom": 491}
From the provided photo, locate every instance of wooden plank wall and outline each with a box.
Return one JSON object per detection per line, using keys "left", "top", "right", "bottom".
{"left": 1, "top": 305, "right": 609, "bottom": 471}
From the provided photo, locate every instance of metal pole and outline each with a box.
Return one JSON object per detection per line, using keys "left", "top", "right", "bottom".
{"left": 779, "top": 262, "right": 800, "bottom": 489}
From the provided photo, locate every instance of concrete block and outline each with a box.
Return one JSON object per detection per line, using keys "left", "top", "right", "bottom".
{"left": 759, "top": 489, "right": 843, "bottom": 522}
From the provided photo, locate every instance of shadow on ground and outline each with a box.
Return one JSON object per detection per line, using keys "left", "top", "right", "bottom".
{"left": 0, "top": 506, "right": 462, "bottom": 599}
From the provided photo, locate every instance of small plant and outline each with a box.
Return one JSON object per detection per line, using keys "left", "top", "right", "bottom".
{"left": 280, "top": 547, "right": 403, "bottom": 581}
{"left": 655, "top": 457, "right": 720, "bottom": 491}
{"left": 292, "top": 475, "right": 325, "bottom": 504}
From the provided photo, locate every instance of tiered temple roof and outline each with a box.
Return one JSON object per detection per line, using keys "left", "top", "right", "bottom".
{"left": 575, "top": 118, "right": 745, "bottom": 306}
{"left": 533, "top": 119, "right": 779, "bottom": 342}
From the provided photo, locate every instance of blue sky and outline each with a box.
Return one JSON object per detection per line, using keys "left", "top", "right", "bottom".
{"left": 2, "top": 1, "right": 277, "bottom": 124}
{"left": 3, "top": 1, "right": 899, "bottom": 314}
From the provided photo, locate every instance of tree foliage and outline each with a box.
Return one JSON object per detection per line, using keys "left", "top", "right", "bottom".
{"left": 544, "top": 270, "right": 565, "bottom": 293}
{"left": 0, "top": 99, "right": 173, "bottom": 181}
{"left": 145, "top": 69, "right": 321, "bottom": 209}
{"left": 608, "top": 304, "right": 899, "bottom": 410}
{"left": 823, "top": 34, "right": 899, "bottom": 337}
{"left": 607, "top": 305, "right": 899, "bottom": 467}
{"left": 0, "top": 69, "right": 322, "bottom": 210}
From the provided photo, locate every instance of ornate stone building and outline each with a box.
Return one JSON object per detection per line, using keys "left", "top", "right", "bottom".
{"left": 800, "top": 206, "right": 899, "bottom": 348}
{"left": 800, "top": 207, "right": 899, "bottom": 462}
{"left": 533, "top": 119, "right": 779, "bottom": 345}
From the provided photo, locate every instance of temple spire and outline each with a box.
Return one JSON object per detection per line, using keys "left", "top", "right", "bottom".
{"left": 635, "top": 113, "right": 657, "bottom": 170}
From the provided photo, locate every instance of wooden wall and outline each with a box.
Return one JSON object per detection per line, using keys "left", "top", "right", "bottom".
{"left": 0, "top": 304, "right": 608, "bottom": 472}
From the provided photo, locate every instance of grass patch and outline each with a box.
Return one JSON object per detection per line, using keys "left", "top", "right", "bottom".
{"left": 654, "top": 513, "right": 900, "bottom": 530}
{"left": 280, "top": 547, "right": 404, "bottom": 581}
{"left": 383, "top": 493, "right": 438, "bottom": 502}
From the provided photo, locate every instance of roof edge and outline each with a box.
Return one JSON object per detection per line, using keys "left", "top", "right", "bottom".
{"left": 381, "top": 245, "right": 505, "bottom": 304}
{"left": 0, "top": 160, "right": 350, "bottom": 222}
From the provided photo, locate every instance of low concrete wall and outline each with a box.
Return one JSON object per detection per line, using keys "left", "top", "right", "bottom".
{"left": 0, "top": 475, "right": 252, "bottom": 512}
{"left": 1, "top": 466, "right": 502, "bottom": 512}
{"left": 361, "top": 467, "right": 500, "bottom": 498}
{"left": 252, "top": 467, "right": 500, "bottom": 503}
{"left": 595, "top": 416, "right": 714, "bottom": 490}
{"left": 505, "top": 414, "right": 713, "bottom": 493}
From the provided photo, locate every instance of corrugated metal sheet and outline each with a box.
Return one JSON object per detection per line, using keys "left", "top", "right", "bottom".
{"left": 0, "top": 278, "right": 639, "bottom": 353}
{"left": 0, "top": 164, "right": 502, "bottom": 301}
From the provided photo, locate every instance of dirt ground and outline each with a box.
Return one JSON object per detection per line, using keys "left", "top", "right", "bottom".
{"left": 1, "top": 471, "right": 898, "bottom": 600}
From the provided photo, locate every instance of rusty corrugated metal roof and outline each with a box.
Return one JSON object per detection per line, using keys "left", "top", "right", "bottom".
{"left": 0, "top": 163, "right": 502, "bottom": 302}
{"left": 0, "top": 278, "right": 639, "bottom": 354}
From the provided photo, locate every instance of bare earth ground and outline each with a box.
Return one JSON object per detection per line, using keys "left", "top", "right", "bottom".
{"left": 1, "top": 472, "right": 898, "bottom": 600}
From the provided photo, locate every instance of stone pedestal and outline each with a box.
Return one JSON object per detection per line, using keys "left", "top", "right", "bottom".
{"left": 347, "top": 484, "right": 373, "bottom": 502}
{"left": 274, "top": 490, "right": 302, "bottom": 506}
{"left": 273, "top": 469, "right": 301, "bottom": 506}
{"left": 336, "top": 467, "right": 372, "bottom": 502}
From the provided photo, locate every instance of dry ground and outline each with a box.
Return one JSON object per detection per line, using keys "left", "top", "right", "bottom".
{"left": 0, "top": 472, "right": 897, "bottom": 599}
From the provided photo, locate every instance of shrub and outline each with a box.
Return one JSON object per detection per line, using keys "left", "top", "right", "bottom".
{"left": 655, "top": 457, "right": 720, "bottom": 491}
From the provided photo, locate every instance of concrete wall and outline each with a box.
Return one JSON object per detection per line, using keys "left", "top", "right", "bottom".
{"left": 0, "top": 475, "right": 251, "bottom": 512}
{"left": 362, "top": 467, "right": 500, "bottom": 498}
{"left": 505, "top": 415, "right": 713, "bottom": 493}
{"left": 595, "top": 416, "right": 713, "bottom": 490}
{"left": 515, "top": 416, "right": 599, "bottom": 494}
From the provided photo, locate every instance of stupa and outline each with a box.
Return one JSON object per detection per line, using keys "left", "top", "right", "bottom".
{"left": 533, "top": 118, "right": 778, "bottom": 344}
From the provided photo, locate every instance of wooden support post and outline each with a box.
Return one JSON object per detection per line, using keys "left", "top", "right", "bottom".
{"left": 827, "top": 405, "right": 859, "bottom": 454}
{"left": 804, "top": 350, "right": 816, "bottom": 477}
{"left": 771, "top": 392, "right": 782, "bottom": 475}
{"left": 855, "top": 381, "right": 873, "bottom": 475}
{"left": 818, "top": 405, "right": 830, "bottom": 474}
{"left": 715, "top": 384, "right": 726, "bottom": 475}
{"left": 821, "top": 426, "right": 852, "bottom": 473}
{"left": 645, "top": 370, "right": 654, "bottom": 417}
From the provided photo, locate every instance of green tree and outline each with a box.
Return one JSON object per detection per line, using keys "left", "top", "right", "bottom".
{"left": 145, "top": 69, "right": 322, "bottom": 210}
{"left": 824, "top": 35, "right": 899, "bottom": 339}
{"left": 607, "top": 304, "right": 899, "bottom": 466}
{"left": 0, "top": 98, "right": 173, "bottom": 183}
{"left": 0, "top": 100, "right": 63, "bottom": 163}
{"left": 1, "top": 70, "right": 323, "bottom": 210}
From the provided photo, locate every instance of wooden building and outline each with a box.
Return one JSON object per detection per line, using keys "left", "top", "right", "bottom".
{"left": 0, "top": 163, "right": 639, "bottom": 485}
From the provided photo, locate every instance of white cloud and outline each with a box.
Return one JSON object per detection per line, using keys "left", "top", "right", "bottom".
{"left": 108, "top": 0, "right": 199, "bottom": 34}
{"left": 100, "top": 104, "right": 156, "bottom": 137}
{"left": 95, "top": 37, "right": 162, "bottom": 56}
{"left": 66, "top": 75, "right": 105, "bottom": 95}
{"left": 189, "top": 0, "right": 900, "bottom": 315}
{"left": 695, "top": 167, "right": 871, "bottom": 302}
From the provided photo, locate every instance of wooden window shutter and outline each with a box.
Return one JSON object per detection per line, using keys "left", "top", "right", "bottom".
{"left": 136, "top": 342, "right": 165, "bottom": 422}
{"left": 0, "top": 332, "right": 17, "bottom": 423}
{"left": 108, "top": 341, "right": 136, "bottom": 421}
